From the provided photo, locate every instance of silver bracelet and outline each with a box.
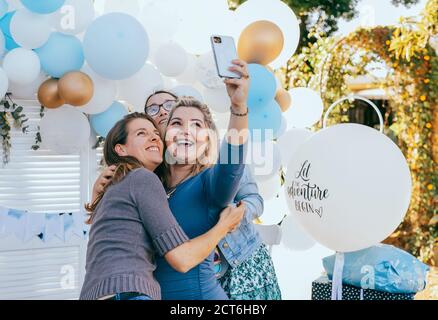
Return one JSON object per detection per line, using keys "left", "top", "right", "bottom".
{"left": 230, "top": 106, "right": 248, "bottom": 116}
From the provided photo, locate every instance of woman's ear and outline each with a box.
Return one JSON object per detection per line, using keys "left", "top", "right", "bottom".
{"left": 114, "top": 144, "right": 127, "bottom": 157}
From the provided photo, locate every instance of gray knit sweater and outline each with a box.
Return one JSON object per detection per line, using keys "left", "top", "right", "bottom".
{"left": 79, "top": 168, "right": 189, "bottom": 300}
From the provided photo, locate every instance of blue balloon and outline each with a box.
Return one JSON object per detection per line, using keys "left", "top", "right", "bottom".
{"left": 248, "top": 100, "right": 282, "bottom": 141}
{"left": 21, "top": 0, "right": 65, "bottom": 14}
{"left": 0, "top": 11, "right": 19, "bottom": 50}
{"left": 247, "top": 64, "right": 277, "bottom": 110}
{"left": 35, "top": 32, "right": 84, "bottom": 78}
{"left": 90, "top": 102, "right": 128, "bottom": 138}
{"left": 83, "top": 13, "right": 149, "bottom": 80}
{"left": 0, "top": 0, "right": 8, "bottom": 20}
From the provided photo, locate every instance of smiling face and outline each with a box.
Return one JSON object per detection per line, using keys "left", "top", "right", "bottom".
{"left": 115, "top": 118, "right": 163, "bottom": 171}
{"left": 165, "top": 106, "right": 211, "bottom": 164}
{"left": 145, "top": 92, "right": 177, "bottom": 134}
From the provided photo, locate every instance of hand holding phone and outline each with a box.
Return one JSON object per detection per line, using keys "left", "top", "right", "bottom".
{"left": 211, "top": 35, "right": 241, "bottom": 79}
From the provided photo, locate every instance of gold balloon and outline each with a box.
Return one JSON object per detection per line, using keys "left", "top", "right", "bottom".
{"left": 238, "top": 20, "right": 284, "bottom": 65}
{"left": 275, "top": 89, "right": 291, "bottom": 112}
{"left": 58, "top": 71, "right": 94, "bottom": 107}
{"left": 37, "top": 78, "right": 65, "bottom": 109}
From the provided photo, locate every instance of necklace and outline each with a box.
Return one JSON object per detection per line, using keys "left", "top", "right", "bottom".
{"left": 165, "top": 174, "right": 192, "bottom": 199}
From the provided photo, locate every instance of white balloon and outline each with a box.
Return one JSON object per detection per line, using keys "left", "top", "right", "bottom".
{"left": 50, "top": 0, "right": 95, "bottom": 35}
{"left": 203, "top": 85, "right": 230, "bottom": 113}
{"left": 40, "top": 106, "right": 91, "bottom": 155}
{"left": 195, "top": 51, "right": 223, "bottom": 89}
{"left": 8, "top": 72, "right": 48, "bottom": 100}
{"left": 10, "top": 9, "right": 51, "bottom": 49}
{"left": 79, "top": 65, "right": 117, "bottom": 114}
{"left": 284, "top": 87, "right": 324, "bottom": 129}
{"left": 235, "top": 0, "right": 300, "bottom": 69}
{"left": 3, "top": 48, "right": 40, "bottom": 85}
{"left": 211, "top": 111, "right": 229, "bottom": 141}
{"left": 281, "top": 214, "right": 316, "bottom": 251}
{"left": 277, "top": 128, "right": 314, "bottom": 166}
{"left": 258, "top": 173, "right": 282, "bottom": 201}
{"left": 284, "top": 123, "right": 412, "bottom": 252}
{"left": 260, "top": 188, "right": 288, "bottom": 224}
{"left": 247, "top": 139, "right": 282, "bottom": 181}
{"left": 154, "top": 42, "right": 188, "bottom": 77}
{"left": 0, "top": 67, "right": 8, "bottom": 98}
{"left": 139, "top": 0, "right": 181, "bottom": 47}
{"left": 175, "top": 54, "right": 198, "bottom": 84}
{"left": 104, "top": 0, "right": 140, "bottom": 17}
{"left": 117, "top": 63, "right": 164, "bottom": 112}
{"left": 170, "top": 85, "right": 203, "bottom": 102}
{"left": 173, "top": 0, "right": 233, "bottom": 54}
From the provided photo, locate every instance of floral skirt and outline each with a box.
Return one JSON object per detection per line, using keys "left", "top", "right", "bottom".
{"left": 219, "top": 243, "right": 282, "bottom": 300}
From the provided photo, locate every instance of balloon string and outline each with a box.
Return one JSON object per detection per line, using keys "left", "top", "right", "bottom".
{"left": 331, "top": 251, "right": 345, "bottom": 300}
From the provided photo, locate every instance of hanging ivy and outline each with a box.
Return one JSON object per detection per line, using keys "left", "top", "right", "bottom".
{"left": 31, "top": 106, "right": 45, "bottom": 151}
{"left": 0, "top": 94, "right": 29, "bottom": 165}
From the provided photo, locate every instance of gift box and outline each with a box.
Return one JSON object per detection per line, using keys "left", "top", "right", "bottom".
{"left": 311, "top": 275, "right": 415, "bottom": 300}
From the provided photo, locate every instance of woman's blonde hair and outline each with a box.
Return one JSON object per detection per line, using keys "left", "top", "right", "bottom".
{"left": 160, "top": 97, "right": 219, "bottom": 187}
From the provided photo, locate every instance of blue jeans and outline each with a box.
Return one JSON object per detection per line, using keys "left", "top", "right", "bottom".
{"left": 111, "top": 292, "right": 152, "bottom": 300}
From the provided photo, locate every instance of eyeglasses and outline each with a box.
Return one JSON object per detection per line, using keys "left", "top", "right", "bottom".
{"left": 145, "top": 100, "right": 176, "bottom": 117}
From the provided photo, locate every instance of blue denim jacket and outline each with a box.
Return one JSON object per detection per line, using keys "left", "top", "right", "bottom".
{"left": 217, "top": 166, "right": 263, "bottom": 269}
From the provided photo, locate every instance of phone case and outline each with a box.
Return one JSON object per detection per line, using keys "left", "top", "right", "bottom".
{"left": 211, "top": 35, "right": 241, "bottom": 79}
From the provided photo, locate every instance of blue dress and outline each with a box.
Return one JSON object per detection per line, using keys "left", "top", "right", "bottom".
{"left": 154, "top": 142, "right": 246, "bottom": 300}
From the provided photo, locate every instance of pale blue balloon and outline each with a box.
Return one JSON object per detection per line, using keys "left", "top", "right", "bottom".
{"left": 0, "top": 0, "right": 8, "bottom": 19}
{"left": 35, "top": 32, "right": 84, "bottom": 78}
{"left": 21, "top": 0, "right": 65, "bottom": 14}
{"left": 0, "top": 11, "right": 19, "bottom": 51}
{"left": 90, "top": 101, "right": 128, "bottom": 138}
{"left": 83, "top": 13, "right": 149, "bottom": 80}
{"left": 247, "top": 64, "right": 277, "bottom": 110}
{"left": 248, "top": 100, "right": 282, "bottom": 141}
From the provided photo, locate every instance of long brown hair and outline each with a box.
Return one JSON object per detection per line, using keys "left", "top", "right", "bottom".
{"left": 161, "top": 97, "right": 219, "bottom": 187}
{"left": 85, "top": 112, "right": 160, "bottom": 224}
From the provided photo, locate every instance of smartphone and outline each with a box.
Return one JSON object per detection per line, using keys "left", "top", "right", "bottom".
{"left": 211, "top": 35, "right": 241, "bottom": 79}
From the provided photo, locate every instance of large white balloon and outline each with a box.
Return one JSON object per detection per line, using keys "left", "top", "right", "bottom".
{"left": 260, "top": 188, "right": 288, "bottom": 225}
{"left": 154, "top": 42, "right": 188, "bottom": 77}
{"left": 117, "top": 63, "right": 163, "bottom": 112}
{"left": 247, "top": 139, "right": 282, "bottom": 181}
{"left": 173, "top": 0, "right": 234, "bottom": 54}
{"left": 79, "top": 65, "right": 117, "bottom": 114}
{"left": 0, "top": 32, "right": 4, "bottom": 58}
{"left": 284, "top": 87, "right": 324, "bottom": 129}
{"left": 0, "top": 67, "right": 8, "bottom": 98}
{"left": 258, "top": 172, "right": 282, "bottom": 201}
{"left": 8, "top": 72, "right": 47, "bottom": 100}
{"left": 139, "top": 0, "right": 181, "bottom": 47}
{"left": 170, "top": 85, "right": 203, "bottom": 102}
{"left": 40, "top": 106, "right": 91, "bottom": 155}
{"left": 10, "top": 9, "right": 51, "bottom": 49}
{"left": 235, "top": 0, "right": 300, "bottom": 69}
{"left": 50, "top": 0, "right": 95, "bottom": 35}
{"left": 203, "top": 85, "right": 230, "bottom": 113}
{"left": 277, "top": 128, "right": 314, "bottom": 167}
{"left": 284, "top": 123, "right": 412, "bottom": 252}
{"left": 3, "top": 48, "right": 40, "bottom": 85}
{"left": 281, "top": 214, "right": 316, "bottom": 251}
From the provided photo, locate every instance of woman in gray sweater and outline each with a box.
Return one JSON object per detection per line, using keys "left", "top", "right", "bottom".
{"left": 79, "top": 112, "right": 244, "bottom": 300}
